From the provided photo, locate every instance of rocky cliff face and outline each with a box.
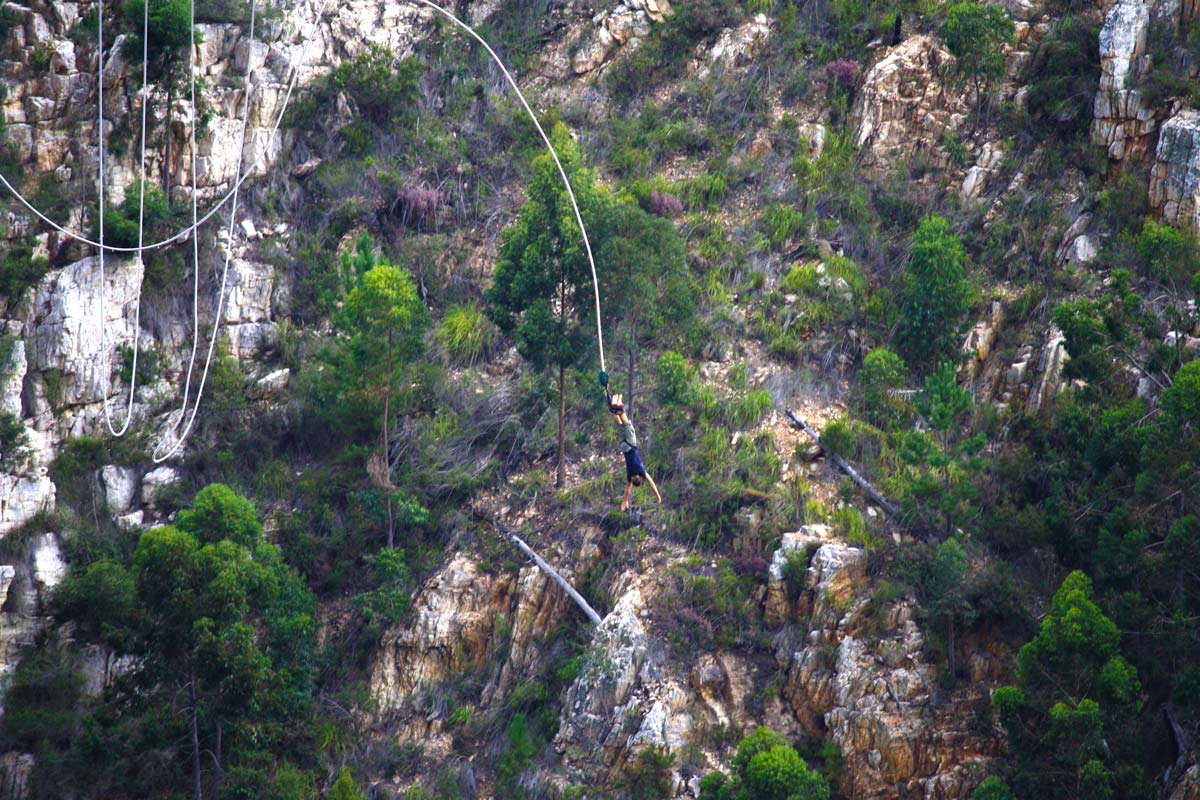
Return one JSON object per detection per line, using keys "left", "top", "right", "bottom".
{"left": 3, "top": 0, "right": 1200, "bottom": 796}
{"left": 365, "top": 523, "right": 1009, "bottom": 799}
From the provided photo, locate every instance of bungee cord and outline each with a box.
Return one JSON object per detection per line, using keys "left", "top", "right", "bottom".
{"left": 153, "top": 0, "right": 261, "bottom": 462}
{"left": 153, "top": 0, "right": 216, "bottom": 460}
{"left": 19, "top": 0, "right": 609, "bottom": 456}
{"left": 406, "top": 0, "right": 607, "bottom": 375}
{"left": 96, "top": 0, "right": 152, "bottom": 436}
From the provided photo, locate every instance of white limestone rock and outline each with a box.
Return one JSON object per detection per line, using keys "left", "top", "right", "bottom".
{"left": 99, "top": 464, "right": 140, "bottom": 514}
{"left": 1091, "top": 0, "right": 1156, "bottom": 162}
{"left": 29, "top": 533, "right": 64, "bottom": 592}
{"left": 0, "top": 340, "right": 26, "bottom": 418}
{"left": 1149, "top": 110, "right": 1200, "bottom": 233}
{"left": 141, "top": 466, "right": 181, "bottom": 508}
{"left": 24, "top": 255, "right": 145, "bottom": 410}
{"left": 0, "top": 475, "right": 54, "bottom": 537}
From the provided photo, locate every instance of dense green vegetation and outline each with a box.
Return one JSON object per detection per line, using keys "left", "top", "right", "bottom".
{"left": 4, "top": 0, "right": 1200, "bottom": 796}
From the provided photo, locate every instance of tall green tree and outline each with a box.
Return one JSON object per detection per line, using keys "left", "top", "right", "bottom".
{"left": 993, "top": 571, "right": 1141, "bottom": 800}
{"left": 942, "top": 0, "right": 1015, "bottom": 130}
{"left": 328, "top": 235, "right": 428, "bottom": 548}
{"left": 488, "top": 123, "right": 610, "bottom": 487}
{"left": 924, "top": 537, "right": 973, "bottom": 676}
{"left": 899, "top": 362, "right": 984, "bottom": 536}
{"left": 128, "top": 486, "right": 317, "bottom": 800}
{"left": 597, "top": 197, "right": 693, "bottom": 416}
{"left": 897, "top": 216, "right": 972, "bottom": 369}
{"left": 122, "top": 0, "right": 196, "bottom": 197}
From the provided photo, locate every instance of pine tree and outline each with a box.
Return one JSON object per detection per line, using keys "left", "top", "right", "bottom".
{"left": 897, "top": 216, "right": 971, "bottom": 369}
{"left": 488, "top": 123, "right": 610, "bottom": 487}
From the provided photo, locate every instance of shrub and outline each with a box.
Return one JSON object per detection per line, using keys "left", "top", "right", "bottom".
{"left": 0, "top": 247, "right": 50, "bottom": 303}
{"left": 703, "top": 727, "right": 832, "bottom": 800}
{"left": 649, "top": 189, "right": 684, "bottom": 217}
{"left": 175, "top": 482, "right": 262, "bottom": 546}
{"left": 331, "top": 46, "right": 422, "bottom": 125}
{"left": 656, "top": 351, "right": 702, "bottom": 408}
{"left": 897, "top": 215, "right": 971, "bottom": 369}
{"left": 972, "top": 777, "right": 1015, "bottom": 800}
{"left": 434, "top": 303, "right": 497, "bottom": 367}
{"left": 857, "top": 347, "right": 910, "bottom": 430}
{"left": 824, "top": 59, "right": 859, "bottom": 90}
{"left": 328, "top": 767, "right": 365, "bottom": 800}
{"left": 0, "top": 410, "right": 29, "bottom": 472}
{"left": 395, "top": 186, "right": 443, "bottom": 229}
{"left": 619, "top": 745, "right": 675, "bottom": 799}
{"left": 352, "top": 548, "right": 413, "bottom": 632}
{"left": 1136, "top": 219, "right": 1197, "bottom": 289}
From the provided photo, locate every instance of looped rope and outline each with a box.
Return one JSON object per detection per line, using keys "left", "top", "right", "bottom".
{"left": 17, "top": 0, "right": 608, "bottom": 456}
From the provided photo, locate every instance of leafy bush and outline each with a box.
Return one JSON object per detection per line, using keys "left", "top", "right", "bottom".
{"left": 619, "top": 745, "right": 675, "bottom": 799}
{"left": 0, "top": 246, "right": 50, "bottom": 303}
{"left": 352, "top": 548, "right": 414, "bottom": 632}
{"left": 857, "top": 347, "right": 911, "bottom": 430}
{"left": 434, "top": 303, "right": 497, "bottom": 367}
{"left": 1136, "top": 219, "right": 1197, "bottom": 289}
{"left": 897, "top": 215, "right": 972, "bottom": 369}
{"left": 331, "top": 46, "right": 422, "bottom": 125}
{"left": 0, "top": 410, "right": 29, "bottom": 472}
{"left": 701, "top": 727, "right": 831, "bottom": 800}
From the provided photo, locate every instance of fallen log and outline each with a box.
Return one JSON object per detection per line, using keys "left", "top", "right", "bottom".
{"left": 783, "top": 408, "right": 912, "bottom": 531}
{"left": 474, "top": 511, "right": 603, "bottom": 626}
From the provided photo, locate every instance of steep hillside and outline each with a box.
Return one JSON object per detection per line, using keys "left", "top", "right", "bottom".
{"left": 0, "top": 0, "right": 1198, "bottom": 798}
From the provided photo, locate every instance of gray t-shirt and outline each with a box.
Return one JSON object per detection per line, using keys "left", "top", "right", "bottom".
{"left": 618, "top": 421, "right": 638, "bottom": 453}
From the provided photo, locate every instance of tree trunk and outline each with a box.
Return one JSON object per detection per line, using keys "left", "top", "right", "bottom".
{"left": 213, "top": 722, "right": 223, "bottom": 799}
{"left": 164, "top": 75, "right": 173, "bottom": 198}
{"left": 947, "top": 616, "right": 956, "bottom": 678}
{"left": 384, "top": 331, "right": 395, "bottom": 548}
{"left": 556, "top": 362, "right": 566, "bottom": 488}
{"left": 189, "top": 673, "right": 203, "bottom": 800}
{"left": 476, "top": 512, "right": 601, "bottom": 624}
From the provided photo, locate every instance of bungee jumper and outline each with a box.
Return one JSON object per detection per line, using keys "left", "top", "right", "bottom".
{"left": 608, "top": 392, "right": 662, "bottom": 511}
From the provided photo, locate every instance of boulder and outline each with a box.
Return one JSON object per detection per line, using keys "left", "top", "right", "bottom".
{"left": 141, "top": 466, "right": 181, "bottom": 508}
{"left": 99, "top": 464, "right": 139, "bottom": 514}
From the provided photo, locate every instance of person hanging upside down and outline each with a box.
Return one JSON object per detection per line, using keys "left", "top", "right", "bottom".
{"left": 609, "top": 393, "right": 662, "bottom": 511}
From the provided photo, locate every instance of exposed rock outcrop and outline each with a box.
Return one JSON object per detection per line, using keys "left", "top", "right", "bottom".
{"left": 572, "top": 0, "right": 671, "bottom": 75}
{"left": 852, "top": 35, "right": 967, "bottom": 168}
{"left": 1150, "top": 110, "right": 1200, "bottom": 233}
{"left": 1092, "top": 0, "right": 1157, "bottom": 163}
{"left": 20, "top": 255, "right": 145, "bottom": 440}
{"left": 774, "top": 529, "right": 1006, "bottom": 800}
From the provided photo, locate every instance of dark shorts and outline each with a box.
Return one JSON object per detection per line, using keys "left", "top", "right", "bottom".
{"left": 624, "top": 448, "right": 647, "bottom": 481}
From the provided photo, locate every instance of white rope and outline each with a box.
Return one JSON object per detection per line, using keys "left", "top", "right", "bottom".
{"left": 39, "top": 0, "right": 607, "bottom": 458}
{"left": 167, "top": 0, "right": 203, "bottom": 445}
{"left": 0, "top": 0, "right": 325, "bottom": 253}
{"left": 409, "top": 0, "right": 607, "bottom": 372}
{"left": 153, "top": 0, "right": 261, "bottom": 462}
{"left": 97, "top": 0, "right": 152, "bottom": 437}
